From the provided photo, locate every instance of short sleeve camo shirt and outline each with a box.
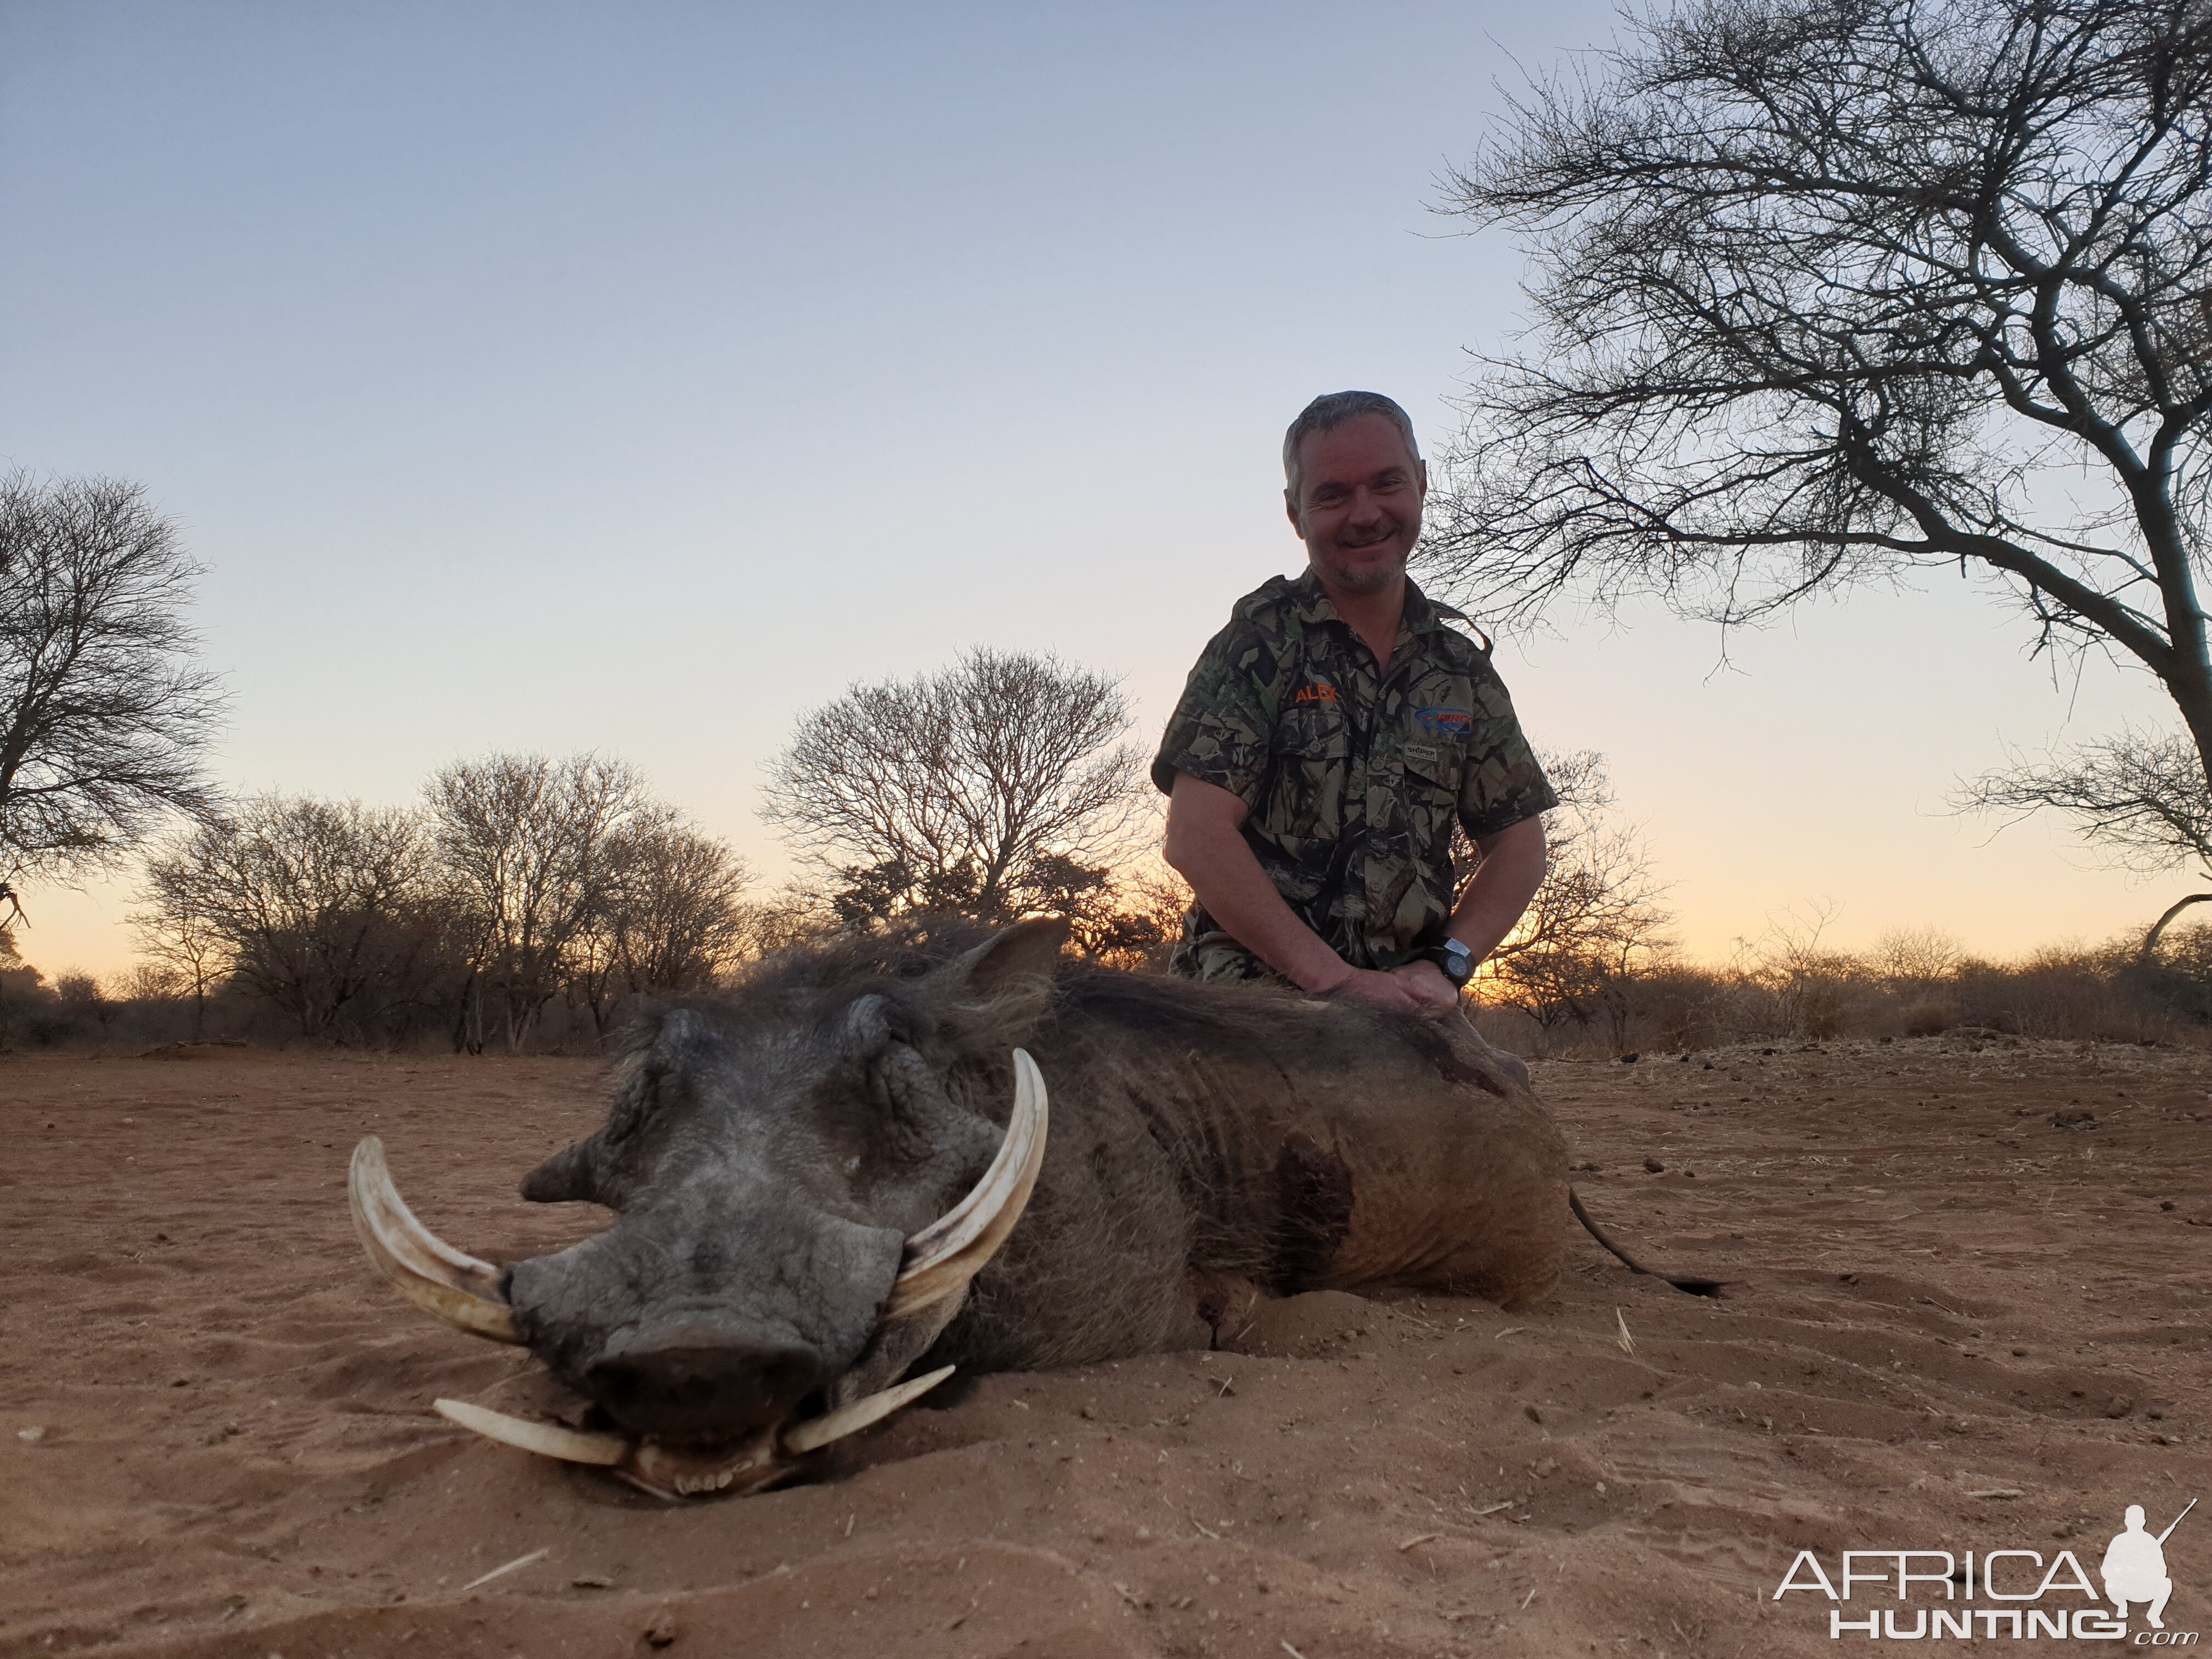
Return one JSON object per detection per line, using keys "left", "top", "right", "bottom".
{"left": 1151, "top": 570, "right": 1555, "bottom": 982}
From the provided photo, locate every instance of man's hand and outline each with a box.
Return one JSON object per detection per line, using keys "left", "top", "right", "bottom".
{"left": 1319, "top": 967, "right": 1425, "bottom": 1011}
{"left": 1318, "top": 963, "right": 1461, "bottom": 1018}
{"left": 1388, "top": 959, "right": 1460, "bottom": 1018}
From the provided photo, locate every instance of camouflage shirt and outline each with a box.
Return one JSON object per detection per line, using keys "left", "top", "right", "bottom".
{"left": 1152, "top": 570, "right": 1555, "bottom": 982}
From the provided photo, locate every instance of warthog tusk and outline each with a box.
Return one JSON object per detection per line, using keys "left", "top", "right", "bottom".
{"left": 433, "top": 1397, "right": 627, "bottom": 1465}
{"left": 349, "top": 1137, "right": 522, "bottom": 1344}
{"left": 781, "top": 1364, "right": 956, "bottom": 1454}
{"left": 432, "top": 1368, "right": 954, "bottom": 1498}
{"left": 883, "top": 1049, "right": 1048, "bottom": 1320}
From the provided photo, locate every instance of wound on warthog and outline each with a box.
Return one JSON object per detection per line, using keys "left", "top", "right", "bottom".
{"left": 1269, "top": 1132, "right": 1354, "bottom": 1293}
{"left": 1394, "top": 1016, "right": 1512, "bottom": 1097}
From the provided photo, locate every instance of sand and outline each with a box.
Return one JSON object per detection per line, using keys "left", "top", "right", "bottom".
{"left": 2, "top": 1034, "right": 2205, "bottom": 1657}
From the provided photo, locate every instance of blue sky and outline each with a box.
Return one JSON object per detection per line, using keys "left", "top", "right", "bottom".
{"left": 0, "top": 1, "right": 2180, "bottom": 978}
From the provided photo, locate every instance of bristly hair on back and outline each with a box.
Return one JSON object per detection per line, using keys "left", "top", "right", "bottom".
{"left": 733, "top": 913, "right": 1005, "bottom": 992}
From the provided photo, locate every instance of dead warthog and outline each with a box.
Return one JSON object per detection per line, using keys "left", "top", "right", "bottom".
{"left": 352, "top": 917, "right": 1666, "bottom": 1501}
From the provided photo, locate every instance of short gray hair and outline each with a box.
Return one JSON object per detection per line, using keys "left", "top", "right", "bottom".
{"left": 1282, "top": 391, "right": 1421, "bottom": 498}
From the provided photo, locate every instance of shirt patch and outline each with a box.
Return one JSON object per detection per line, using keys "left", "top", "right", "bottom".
{"left": 1414, "top": 706, "right": 1473, "bottom": 736}
{"left": 1294, "top": 683, "right": 1339, "bottom": 704}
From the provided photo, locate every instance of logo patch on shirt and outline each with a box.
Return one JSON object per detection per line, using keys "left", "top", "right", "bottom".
{"left": 1294, "top": 683, "right": 1339, "bottom": 704}
{"left": 1414, "top": 706, "right": 1472, "bottom": 736}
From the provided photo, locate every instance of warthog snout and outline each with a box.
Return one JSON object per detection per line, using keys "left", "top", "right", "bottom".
{"left": 585, "top": 1323, "right": 826, "bottom": 1440}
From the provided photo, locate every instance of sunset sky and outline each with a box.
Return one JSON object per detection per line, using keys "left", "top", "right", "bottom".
{"left": 1, "top": 2, "right": 2187, "bottom": 983}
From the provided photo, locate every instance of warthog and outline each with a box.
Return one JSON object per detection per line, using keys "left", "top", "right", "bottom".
{"left": 352, "top": 917, "right": 1694, "bottom": 1500}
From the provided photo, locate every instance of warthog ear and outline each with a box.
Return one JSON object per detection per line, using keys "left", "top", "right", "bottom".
{"left": 957, "top": 916, "right": 1071, "bottom": 987}
{"left": 522, "top": 1138, "right": 597, "bottom": 1204}
{"left": 930, "top": 916, "right": 1070, "bottom": 1037}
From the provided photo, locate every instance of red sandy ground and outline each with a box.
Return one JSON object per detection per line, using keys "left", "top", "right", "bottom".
{"left": 2, "top": 1036, "right": 2207, "bottom": 1658}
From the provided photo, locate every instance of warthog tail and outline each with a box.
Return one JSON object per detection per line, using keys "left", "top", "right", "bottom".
{"left": 1568, "top": 1187, "right": 1725, "bottom": 1298}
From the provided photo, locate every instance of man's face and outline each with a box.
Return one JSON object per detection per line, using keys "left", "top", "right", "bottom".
{"left": 1285, "top": 413, "right": 1427, "bottom": 597}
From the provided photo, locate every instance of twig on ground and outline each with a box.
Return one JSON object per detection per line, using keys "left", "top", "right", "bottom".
{"left": 462, "top": 1547, "right": 550, "bottom": 1592}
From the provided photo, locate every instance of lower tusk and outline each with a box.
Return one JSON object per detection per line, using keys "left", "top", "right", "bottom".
{"left": 349, "top": 1137, "right": 521, "bottom": 1344}
{"left": 434, "top": 1397, "right": 628, "bottom": 1465}
{"left": 781, "top": 1364, "right": 956, "bottom": 1455}
{"left": 883, "top": 1049, "right": 1048, "bottom": 1320}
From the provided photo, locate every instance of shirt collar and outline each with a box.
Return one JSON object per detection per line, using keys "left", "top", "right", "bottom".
{"left": 1289, "top": 568, "right": 1469, "bottom": 636}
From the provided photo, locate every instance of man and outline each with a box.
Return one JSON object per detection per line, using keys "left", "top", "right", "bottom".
{"left": 2101, "top": 1503, "right": 2181, "bottom": 1629}
{"left": 1153, "top": 390, "right": 1554, "bottom": 1017}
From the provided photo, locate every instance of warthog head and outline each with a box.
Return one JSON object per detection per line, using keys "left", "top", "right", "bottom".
{"left": 348, "top": 919, "right": 1065, "bottom": 1499}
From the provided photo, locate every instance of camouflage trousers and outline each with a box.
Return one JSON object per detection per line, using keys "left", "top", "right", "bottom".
{"left": 1165, "top": 924, "right": 1299, "bottom": 989}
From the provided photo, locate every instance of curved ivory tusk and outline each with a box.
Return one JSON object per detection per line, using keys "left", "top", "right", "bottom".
{"left": 433, "top": 1397, "right": 627, "bottom": 1465}
{"left": 349, "top": 1137, "right": 522, "bottom": 1344}
{"left": 883, "top": 1049, "right": 1049, "bottom": 1321}
{"left": 781, "top": 1364, "right": 956, "bottom": 1455}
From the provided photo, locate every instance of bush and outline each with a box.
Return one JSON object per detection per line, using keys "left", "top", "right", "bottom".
{"left": 1476, "top": 918, "right": 2212, "bottom": 1058}
{"left": 1900, "top": 1001, "right": 1960, "bottom": 1038}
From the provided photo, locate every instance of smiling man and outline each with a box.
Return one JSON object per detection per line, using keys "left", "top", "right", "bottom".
{"left": 1154, "top": 391, "right": 1555, "bottom": 1017}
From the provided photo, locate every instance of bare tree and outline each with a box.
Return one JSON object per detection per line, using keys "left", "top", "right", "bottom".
{"left": 426, "top": 753, "right": 652, "bottom": 1052}
{"left": 763, "top": 647, "right": 1148, "bottom": 927}
{"left": 139, "top": 795, "right": 448, "bottom": 1042}
{"left": 567, "top": 812, "right": 756, "bottom": 1035}
{"left": 1427, "top": 1, "right": 2212, "bottom": 859}
{"left": 733, "top": 884, "right": 839, "bottom": 960}
{"left": 1482, "top": 752, "right": 1675, "bottom": 1043}
{"left": 1871, "top": 923, "right": 1966, "bottom": 990}
{"left": 129, "top": 875, "right": 229, "bottom": 1041}
{"left": 1728, "top": 900, "right": 1872, "bottom": 1040}
{"left": 0, "top": 473, "right": 224, "bottom": 906}
{"left": 1956, "top": 726, "right": 2212, "bottom": 951}
{"left": 0, "top": 926, "right": 43, "bottom": 1046}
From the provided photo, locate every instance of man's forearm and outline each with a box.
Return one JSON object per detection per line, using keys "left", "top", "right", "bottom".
{"left": 1166, "top": 823, "right": 1351, "bottom": 990}
{"left": 1447, "top": 815, "right": 1548, "bottom": 964}
{"left": 1163, "top": 785, "right": 1350, "bottom": 991}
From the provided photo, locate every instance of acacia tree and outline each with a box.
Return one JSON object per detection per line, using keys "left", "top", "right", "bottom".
{"left": 0, "top": 473, "right": 224, "bottom": 906}
{"left": 1427, "top": 0, "right": 2212, "bottom": 909}
{"left": 1956, "top": 728, "right": 2212, "bottom": 951}
{"left": 763, "top": 647, "right": 1148, "bottom": 928}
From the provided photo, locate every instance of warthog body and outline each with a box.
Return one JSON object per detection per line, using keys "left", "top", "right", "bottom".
{"left": 356, "top": 918, "right": 1571, "bottom": 1493}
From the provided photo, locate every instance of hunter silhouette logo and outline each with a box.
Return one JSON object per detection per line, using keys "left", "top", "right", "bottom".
{"left": 2105, "top": 1499, "right": 2193, "bottom": 1630}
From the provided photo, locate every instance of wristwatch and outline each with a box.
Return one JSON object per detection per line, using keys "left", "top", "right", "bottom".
{"left": 1417, "top": 939, "right": 1475, "bottom": 988}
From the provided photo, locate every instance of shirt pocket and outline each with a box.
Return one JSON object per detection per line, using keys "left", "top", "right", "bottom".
{"left": 1400, "top": 735, "right": 1466, "bottom": 873}
{"left": 1401, "top": 738, "right": 1464, "bottom": 794}
{"left": 1261, "top": 705, "right": 1351, "bottom": 859}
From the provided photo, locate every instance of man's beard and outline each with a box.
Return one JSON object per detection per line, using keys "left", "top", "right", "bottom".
{"left": 1314, "top": 533, "right": 1408, "bottom": 596}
